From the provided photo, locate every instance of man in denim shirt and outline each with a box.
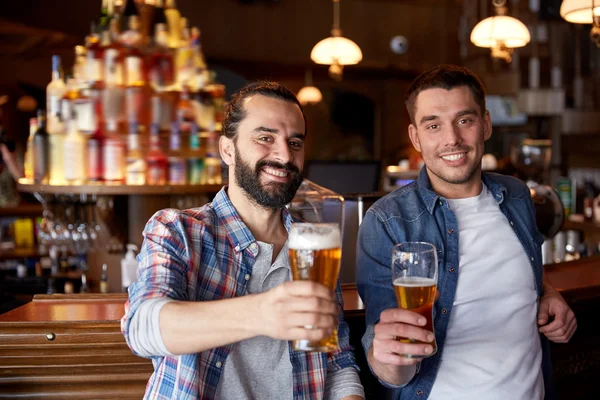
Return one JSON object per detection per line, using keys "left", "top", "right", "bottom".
{"left": 356, "top": 65, "right": 576, "bottom": 400}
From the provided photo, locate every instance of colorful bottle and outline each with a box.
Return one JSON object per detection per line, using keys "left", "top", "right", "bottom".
{"left": 164, "top": 0, "right": 182, "bottom": 48}
{"left": 149, "top": 23, "right": 175, "bottom": 91}
{"left": 33, "top": 110, "right": 49, "bottom": 184}
{"left": 24, "top": 118, "right": 37, "bottom": 181}
{"left": 100, "top": 264, "right": 110, "bottom": 294}
{"left": 63, "top": 114, "right": 87, "bottom": 185}
{"left": 102, "top": 119, "right": 125, "bottom": 183}
{"left": 125, "top": 122, "right": 146, "bottom": 185}
{"left": 187, "top": 122, "right": 203, "bottom": 184}
{"left": 168, "top": 123, "right": 186, "bottom": 185}
{"left": 87, "top": 100, "right": 104, "bottom": 182}
{"left": 46, "top": 55, "right": 67, "bottom": 135}
{"left": 102, "top": 25, "right": 125, "bottom": 124}
{"left": 146, "top": 123, "right": 168, "bottom": 185}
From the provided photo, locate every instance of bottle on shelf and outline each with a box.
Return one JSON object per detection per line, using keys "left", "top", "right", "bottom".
{"left": 87, "top": 100, "right": 105, "bottom": 182}
{"left": 63, "top": 110, "right": 88, "bottom": 185}
{"left": 46, "top": 55, "right": 67, "bottom": 135}
{"left": 188, "top": 122, "right": 203, "bottom": 185}
{"left": 100, "top": 264, "right": 110, "bottom": 294}
{"left": 168, "top": 122, "right": 186, "bottom": 185}
{"left": 177, "top": 84, "right": 194, "bottom": 134}
{"left": 97, "top": 0, "right": 112, "bottom": 33}
{"left": 102, "top": 21, "right": 125, "bottom": 124}
{"left": 24, "top": 118, "right": 37, "bottom": 181}
{"left": 125, "top": 121, "right": 147, "bottom": 185}
{"left": 80, "top": 273, "right": 89, "bottom": 293}
{"left": 146, "top": 123, "right": 168, "bottom": 185}
{"left": 102, "top": 119, "right": 126, "bottom": 183}
{"left": 33, "top": 109, "right": 49, "bottom": 184}
{"left": 164, "top": 0, "right": 182, "bottom": 48}
{"left": 149, "top": 22, "right": 175, "bottom": 91}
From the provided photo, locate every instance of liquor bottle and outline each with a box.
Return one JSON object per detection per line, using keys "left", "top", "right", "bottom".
{"left": 177, "top": 84, "right": 194, "bottom": 134}
{"left": 175, "top": 17, "right": 194, "bottom": 88}
{"left": 168, "top": 123, "right": 186, "bottom": 185}
{"left": 87, "top": 100, "right": 104, "bottom": 182}
{"left": 149, "top": 23, "right": 175, "bottom": 91}
{"left": 100, "top": 264, "right": 110, "bottom": 294}
{"left": 187, "top": 122, "right": 203, "bottom": 184}
{"left": 164, "top": 0, "right": 182, "bottom": 48}
{"left": 46, "top": 55, "right": 66, "bottom": 135}
{"left": 63, "top": 113, "right": 87, "bottom": 185}
{"left": 24, "top": 118, "right": 37, "bottom": 181}
{"left": 125, "top": 121, "right": 147, "bottom": 185}
{"left": 102, "top": 26, "right": 125, "bottom": 124}
{"left": 122, "top": 16, "right": 145, "bottom": 124}
{"left": 151, "top": 94, "right": 173, "bottom": 133}
{"left": 97, "top": 0, "right": 112, "bottom": 32}
{"left": 80, "top": 273, "right": 89, "bottom": 293}
{"left": 84, "top": 24, "right": 104, "bottom": 89}
{"left": 584, "top": 181, "right": 597, "bottom": 221}
{"left": 103, "top": 119, "right": 126, "bottom": 183}
{"left": 33, "top": 110, "right": 49, "bottom": 184}
{"left": 73, "top": 45, "right": 87, "bottom": 87}
{"left": 48, "top": 100, "right": 66, "bottom": 186}
{"left": 146, "top": 123, "right": 168, "bottom": 185}
{"left": 122, "top": 0, "right": 139, "bottom": 18}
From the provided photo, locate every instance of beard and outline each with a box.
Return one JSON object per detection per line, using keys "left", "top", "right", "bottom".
{"left": 234, "top": 151, "right": 303, "bottom": 210}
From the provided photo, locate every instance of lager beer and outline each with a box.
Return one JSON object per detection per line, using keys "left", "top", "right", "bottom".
{"left": 289, "top": 223, "right": 341, "bottom": 352}
{"left": 392, "top": 242, "right": 438, "bottom": 359}
{"left": 393, "top": 277, "right": 437, "bottom": 356}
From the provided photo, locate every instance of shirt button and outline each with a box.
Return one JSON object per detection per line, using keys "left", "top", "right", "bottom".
{"left": 510, "top": 221, "right": 514, "bottom": 226}
{"left": 245, "top": 274, "right": 251, "bottom": 281}
{"left": 417, "top": 390, "right": 424, "bottom": 396}
{"left": 449, "top": 267, "right": 455, "bottom": 273}
{"left": 216, "top": 361, "right": 222, "bottom": 368}
{"left": 234, "top": 245, "right": 240, "bottom": 252}
{"left": 530, "top": 257, "right": 534, "bottom": 262}
{"left": 439, "top": 200, "right": 443, "bottom": 206}
{"left": 250, "top": 243, "right": 257, "bottom": 250}
{"left": 448, "top": 228, "right": 454, "bottom": 234}
{"left": 441, "top": 308, "right": 448, "bottom": 314}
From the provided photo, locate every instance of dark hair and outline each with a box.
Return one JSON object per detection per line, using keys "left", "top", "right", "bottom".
{"left": 222, "top": 81, "right": 306, "bottom": 140}
{"left": 405, "top": 65, "right": 486, "bottom": 124}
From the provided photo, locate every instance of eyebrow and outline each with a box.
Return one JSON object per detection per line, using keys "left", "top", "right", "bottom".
{"left": 252, "top": 126, "right": 305, "bottom": 139}
{"left": 418, "top": 108, "right": 478, "bottom": 126}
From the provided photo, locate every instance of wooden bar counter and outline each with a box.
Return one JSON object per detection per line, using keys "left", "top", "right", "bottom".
{"left": 1, "top": 257, "right": 599, "bottom": 399}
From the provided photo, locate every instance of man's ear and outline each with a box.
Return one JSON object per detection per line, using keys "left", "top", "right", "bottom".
{"left": 219, "top": 136, "right": 235, "bottom": 165}
{"left": 408, "top": 124, "right": 422, "bottom": 153}
{"left": 483, "top": 110, "right": 492, "bottom": 141}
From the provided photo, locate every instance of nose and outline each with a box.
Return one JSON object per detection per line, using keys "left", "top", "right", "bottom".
{"left": 272, "top": 137, "right": 292, "bottom": 164}
{"left": 443, "top": 124, "right": 462, "bottom": 148}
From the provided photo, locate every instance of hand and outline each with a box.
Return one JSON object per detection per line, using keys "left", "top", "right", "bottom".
{"left": 538, "top": 286, "right": 576, "bottom": 343}
{"left": 256, "top": 280, "right": 339, "bottom": 342}
{"left": 372, "top": 308, "right": 435, "bottom": 366}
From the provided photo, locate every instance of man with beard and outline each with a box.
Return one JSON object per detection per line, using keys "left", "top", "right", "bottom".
{"left": 122, "top": 81, "right": 364, "bottom": 400}
{"left": 356, "top": 65, "right": 575, "bottom": 400}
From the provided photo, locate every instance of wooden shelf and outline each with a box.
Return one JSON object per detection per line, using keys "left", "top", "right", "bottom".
{"left": 0, "top": 204, "right": 43, "bottom": 218}
{"left": 0, "top": 248, "right": 47, "bottom": 261}
{"left": 17, "top": 180, "right": 223, "bottom": 195}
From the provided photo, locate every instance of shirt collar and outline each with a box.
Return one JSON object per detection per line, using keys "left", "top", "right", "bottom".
{"left": 416, "top": 167, "right": 507, "bottom": 213}
{"left": 212, "top": 186, "right": 294, "bottom": 253}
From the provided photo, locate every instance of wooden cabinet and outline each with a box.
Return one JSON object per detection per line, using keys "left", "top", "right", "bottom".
{"left": 0, "top": 294, "right": 152, "bottom": 399}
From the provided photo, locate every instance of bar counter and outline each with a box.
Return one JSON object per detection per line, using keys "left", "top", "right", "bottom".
{"left": 1, "top": 256, "right": 599, "bottom": 399}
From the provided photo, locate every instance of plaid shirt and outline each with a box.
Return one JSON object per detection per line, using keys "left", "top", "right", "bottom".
{"left": 121, "top": 187, "right": 358, "bottom": 400}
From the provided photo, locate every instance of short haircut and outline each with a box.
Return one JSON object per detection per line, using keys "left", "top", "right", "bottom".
{"left": 405, "top": 64, "right": 487, "bottom": 124}
{"left": 222, "top": 81, "right": 306, "bottom": 140}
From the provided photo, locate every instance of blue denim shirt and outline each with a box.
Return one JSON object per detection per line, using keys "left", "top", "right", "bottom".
{"left": 356, "top": 167, "right": 554, "bottom": 400}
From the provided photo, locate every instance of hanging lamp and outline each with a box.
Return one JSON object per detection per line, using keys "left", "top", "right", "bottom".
{"left": 297, "top": 70, "right": 323, "bottom": 105}
{"left": 470, "top": 0, "right": 530, "bottom": 63}
{"left": 560, "top": 0, "right": 600, "bottom": 47}
{"left": 310, "top": 0, "right": 362, "bottom": 81}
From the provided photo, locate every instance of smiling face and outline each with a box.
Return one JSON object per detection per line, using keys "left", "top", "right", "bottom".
{"left": 221, "top": 94, "right": 306, "bottom": 209}
{"left": 408, "top": 86, "right": 492, "bottom": 198}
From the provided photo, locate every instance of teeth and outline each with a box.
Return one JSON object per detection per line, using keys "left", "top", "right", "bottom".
{"left": 264, "top": 167, "right": 288, "bottom": 177}
{"left": 442, "top": 153, "right": 465, "bottom": 161}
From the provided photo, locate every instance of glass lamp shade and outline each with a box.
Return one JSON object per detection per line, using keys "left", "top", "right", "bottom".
{"left": 470, "top": 15, "right": 531, "bottom": 48}
{"left": 297, "top": 86, "right": 323, "bottom": 105}
{"left": 310, "top": 36, "right": 363, "bottom": 65}
{"left": 560, "top": 0, "right": 600, "bottom": 23}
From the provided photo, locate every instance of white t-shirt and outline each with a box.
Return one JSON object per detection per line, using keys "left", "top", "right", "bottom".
{"left": 428, "top": 184, "right": 543, "bottom": 400}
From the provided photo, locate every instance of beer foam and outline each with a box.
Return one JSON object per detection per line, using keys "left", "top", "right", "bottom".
{"left": 289, "top": 224, "right": 341, "bottom": 250}
{"left": 393, "top": 277, "right": 437, "bottom": 287}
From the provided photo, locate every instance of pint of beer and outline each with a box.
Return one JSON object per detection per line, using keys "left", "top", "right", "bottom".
{"left": 392, "top": 242, "right": 438, "bottom": 358}
{"left": 289, "top": 223, "right": 342, "bottom": 352}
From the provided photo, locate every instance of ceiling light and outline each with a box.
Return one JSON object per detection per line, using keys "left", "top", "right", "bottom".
{"left": 560, "top": 0, "right": 600, "bottom": 47}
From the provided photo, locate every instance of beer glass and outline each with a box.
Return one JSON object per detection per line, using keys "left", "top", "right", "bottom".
{"left": 392, "top": 242, "right": 438, "bottom": 358}
{"left": 289, "top": 223, "right": 342, "bottom": 352}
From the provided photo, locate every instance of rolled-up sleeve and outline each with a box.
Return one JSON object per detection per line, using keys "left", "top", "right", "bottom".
{"left": 121, "top": 209, "right": 199, "bottom": 358}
